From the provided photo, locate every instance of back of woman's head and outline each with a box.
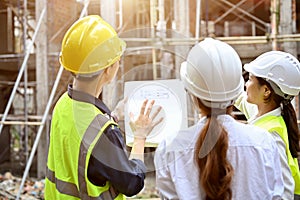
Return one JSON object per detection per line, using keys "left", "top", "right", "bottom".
{"left": 245, "top": 51, "right": 300, "bottom": 158}
{"left": 180, "top": 38, "right": 244, "bottom": 110}
{"left": 180, "top": 38, "right": 244, "bottom": 200}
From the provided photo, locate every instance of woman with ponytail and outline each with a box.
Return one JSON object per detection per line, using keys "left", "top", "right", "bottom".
{"left": 194, "top": 99, "right": 234, "bottom": 200}
{"left": 235, "top": 51, "right": 300, "bottom": 199}
{"left": 154, "top": 38, "right": 284, "bottom": 200}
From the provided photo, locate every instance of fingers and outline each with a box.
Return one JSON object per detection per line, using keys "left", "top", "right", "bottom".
{"left": 129, "top": 112, "right": 136, "bottom": 132}
{"left": 150, "top": 105, "right": 162, "bottom": 119}
{"left": 145, "top": 100, "right": 155, "bottom": 116}
{"left": 139, "top": 99, "right": 149, "bottom": 115}
{"left": 153, "top": 117, "right": 164, "bottom": 127}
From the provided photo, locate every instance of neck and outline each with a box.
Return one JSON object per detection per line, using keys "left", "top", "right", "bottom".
{"left": 73, "top": 76, "right": 104, "bottom": 97}
{"left": 256, "top": 102, "right": 278, "bottom": 117}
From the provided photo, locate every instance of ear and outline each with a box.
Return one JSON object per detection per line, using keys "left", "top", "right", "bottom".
{"left": 264, "top": 86, "right": 271, "bottom": 97}
{"left": 101, "top": 62, "right": 119, "bottom": 84}
{"left": 104, "top": 65, "right": 113, "bottom": 74}
{"left": 100, "top": 67, "right": 110, "bottom": 82}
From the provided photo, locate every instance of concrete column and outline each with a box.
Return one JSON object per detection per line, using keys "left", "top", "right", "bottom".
{"left": 100, "top": 0, "right": 118, "bottom": 109}
{"left": 173, "top": 0, "right": 190, "bottom": 78}
{"left": 280, "top": 0, "right": 297, "bottom": 55}
{"left": 279, "top": 0, "right": 298, "bottom": 115}
{"left": 100, "top": 0, "right": 116, "bottom": 29}
{"left": 36, "top": 0, "right": 48, "bottom": 178}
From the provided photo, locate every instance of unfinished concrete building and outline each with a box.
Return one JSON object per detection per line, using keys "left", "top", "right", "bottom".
{"left": 0, "top": 0, "right": 300, "bottom": 198}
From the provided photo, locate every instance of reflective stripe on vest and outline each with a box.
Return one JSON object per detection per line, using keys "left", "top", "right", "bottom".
{"left": 46, "top": 168, "right": 118, "bottom": 199}
{"left": 46, "top": 114, "right": 119, "bottom": 199}
{"left": 254, "top": 115, "right": 300, "bottom": 195}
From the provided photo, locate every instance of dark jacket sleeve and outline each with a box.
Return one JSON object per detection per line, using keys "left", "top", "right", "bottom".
{"left": 87, "top": 124, "right": 146, "bottom": 197}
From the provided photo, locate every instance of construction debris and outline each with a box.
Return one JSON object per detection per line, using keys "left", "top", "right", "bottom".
{"left": 0, "top": 172, "right": 44, "bottom": 200}
{"left": 0, "top": 171, "right": 159, "bottom": 200}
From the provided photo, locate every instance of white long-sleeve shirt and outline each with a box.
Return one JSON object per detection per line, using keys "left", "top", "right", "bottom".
{"left": 235, "top": 92, "right": 295, "bottom": 199}
{"left": 154, "top": 114, "right": 284, "bottom": 200}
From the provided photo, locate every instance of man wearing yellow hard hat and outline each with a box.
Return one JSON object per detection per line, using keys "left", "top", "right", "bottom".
{"left": 45, "top": 15, "right": 163, "bottom": 199}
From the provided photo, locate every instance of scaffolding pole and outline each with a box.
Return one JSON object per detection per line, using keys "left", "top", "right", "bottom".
{"left": 0, "top": 8, "right": 46, "bottom": 136}
{"left": 16, "top": 66, "right": 63, "bottom": 200}
{"left": 23, "top": 0, "right": 29, "bottom": 163}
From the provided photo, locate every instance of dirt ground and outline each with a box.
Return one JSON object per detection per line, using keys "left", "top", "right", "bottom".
{"left": 0, "top": 171, "right": 159, "bottom": 200}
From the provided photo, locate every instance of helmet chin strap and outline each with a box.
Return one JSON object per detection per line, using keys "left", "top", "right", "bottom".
{"left": 267, "top": 80, "right": 294, "bottom": 102}
{"left": 72, "top": 69, "right": 104, "bottom": 80}
{"left": 200, "top": 99, "right": 235, "bottom": 110}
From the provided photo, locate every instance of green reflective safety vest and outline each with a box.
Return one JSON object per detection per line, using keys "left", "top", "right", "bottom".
{"left": 254, "top": 115, "right": 300, "bottom": 195}
{"left": 45, "top": 93, "right": 126, "bottom": 200}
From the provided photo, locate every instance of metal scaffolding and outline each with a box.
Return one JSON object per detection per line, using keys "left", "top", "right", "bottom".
{"left": 0, "top": 0, "right": 300, "bottom": 191}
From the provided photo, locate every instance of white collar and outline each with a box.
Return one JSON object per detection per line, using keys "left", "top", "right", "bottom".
{"left": 248, "top": 107, "right": 281, "bottom": 124}
{"left": 199, "top": 114, "right": 235, "bottom": 124}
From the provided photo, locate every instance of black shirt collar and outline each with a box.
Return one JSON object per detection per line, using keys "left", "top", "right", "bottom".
{"left": 67, "top": 84, "right": 112, "bottom": 116}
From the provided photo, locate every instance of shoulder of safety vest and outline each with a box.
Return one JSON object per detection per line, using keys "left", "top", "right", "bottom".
{"left": 96, "top": 113, "right": 118, "bottom": 128}
{"left": 56, "top": 94, "right": 119, "bottom": 128}
{"left": 254, "top": 115, "right": 285, "bottom": 133}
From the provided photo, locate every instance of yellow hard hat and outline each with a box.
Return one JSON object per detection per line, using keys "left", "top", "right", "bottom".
{"left": 60, "top": 15, "right": 126, "bottom": 75}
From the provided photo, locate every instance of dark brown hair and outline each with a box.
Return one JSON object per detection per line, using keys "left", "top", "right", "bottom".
{"left": 257, "top": 77, "right": 300, "bottom": 158}
{"left": 194, "top": 97, "right": 234, "bottom": 200}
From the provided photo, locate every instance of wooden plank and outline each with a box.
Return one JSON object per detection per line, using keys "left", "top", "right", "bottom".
{"left": 0, "top": 189, "right": 16, "bottom": 199}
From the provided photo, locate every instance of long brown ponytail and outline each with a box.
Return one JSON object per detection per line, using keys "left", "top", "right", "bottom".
{"left": 281, "top": 102, "right": 300, "bottom": 158}
{"left": 194, "top": 98, "right": 234, "bottom": 200}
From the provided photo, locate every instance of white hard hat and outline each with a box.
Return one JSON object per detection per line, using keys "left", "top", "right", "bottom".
{"left": 180, "top": 38, "right": 244, "bottom": 109}
{"left": 244, "top": 51, "right": 300, "bottom": 98}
